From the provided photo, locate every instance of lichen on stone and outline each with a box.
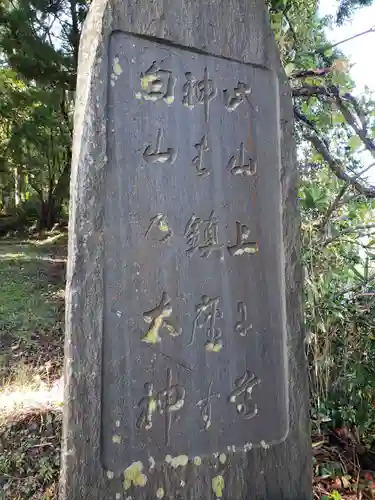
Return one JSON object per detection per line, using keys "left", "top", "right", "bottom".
{"left": 170, "top": 454, "right": 189, "bottom": 468}
{"left": 156, "top": 487, "right": 165, "bottom": 498}
{"left": 212, "top": 475, "right": 225, "bottom": 498}
{"left": 205, "top": 342, "right": 223, "bottom": 352}
{"left": 123, "top": 462, "right": 148, "bottom": 491}
{"left": 112, "top": 57, "right": 123, "bottom": 77}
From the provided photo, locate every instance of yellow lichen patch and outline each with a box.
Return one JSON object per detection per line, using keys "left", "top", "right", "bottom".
{"left": 141, "top": 303, "right": 172, "bottom": 344}
{"left": 156, "top": 487, "right": 165, "bottom": 499}
{"left": 193, "top": 456, "right": 202, "bottom": 466}
{"left": 212, "top": 475, "right": 225, "bottom": 498}
{"left": 170, "top": 454, "right": 189, "bottom": 468}
{"left": 219, "top": 453, "right": 226, "bottom": 464}
{"left": 123, "top": 462, "right": 147, "bottom": 491}
{"left": 141, "top": 317, "right": 163, "bottom": 344}
{"left": 141, "top": 74, "right": 155, "bottom": 90}
{"left": 112, "top": 435, "right": 122, "bottom": 444}
{"left": 113, "top": 57, "right": 123, "bottom": 77}
{"left": 143, "top": 94, "right": 162, "bottom": 102}
{"left": 158, "top": 222, "right": 169, "bottom": 232}
{"left": 165, "top": 455, "right": 172, "bottom": 464}
{"left": 205, "top": 342, "right": 223, "bottom": 353}
{"left": 165, "top": 96, "right": 174, "bottom": 105}
{"left": 135, "top": 474, "right": 148, "bottom": 487}
{"left": 149, "top": 399, "right": 157, "bottom": 412}
{"left": 244, "top": 246, "right": 258, "bottom": 254}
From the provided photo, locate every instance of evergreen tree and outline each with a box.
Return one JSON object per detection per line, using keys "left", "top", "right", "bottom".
{"left": 337, "top": 0, "right": 374, "bottom": 24}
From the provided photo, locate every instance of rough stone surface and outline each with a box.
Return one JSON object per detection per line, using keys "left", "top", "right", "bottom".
{"left": 61, "top": 1, "right": 311, "bottom": 499}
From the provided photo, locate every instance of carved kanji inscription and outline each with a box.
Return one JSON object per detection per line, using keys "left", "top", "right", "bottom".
{"left": 137, "top": 368, "right": 185, "bottom": 445}
{"left": 185, "top": 211, "right": 224, "bottom": 258}
{"left": 196, "top": 381, "right": 220, "bottom": 431}
{"left": 136, "top": 60, "right": 176, "bottom": 103}
{"left": 224, "top": 82, "right": 251, "bottom": 111}
{"left": 183, "top": 68, "right": 217, "bottom": 121}
{"left": 103, "top": 33, "right": 288, "bottom": 470}
{"left": 190, "top": 294, "right": 223, "bottom": 352}
{"left": 227, "top": 142, "right": 257, "bottom": 176}
{"left": 235, "top": 301, "right": 252, "bottom": 337}
{"left": 143, "top": 129, "right": 177, "bottom": 164}
{"left": 228, "top": 371, "right": 260, "bottom": 419}
{"left": 141, "top": 292, "right": 181, "bottom": 344}
{"left": 145, "top": 213, "right": 173, "bottom": 242}
{"left": 228, "top": 221, "right": 258, "bottom": 256}
{"left": 192, "top": 135, "right": 210, "bottom": 177}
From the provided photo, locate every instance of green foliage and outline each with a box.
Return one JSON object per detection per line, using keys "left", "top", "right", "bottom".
{"left": 321, "top": 492, "right": 343, "bottom": 500}
{"left": 266, "top": 0, "right": 375, "bottom": 435}
{"left": 0, "top": 67, "right": 73, "bottom": 227}
{"left": 0, "top": 0, "right": 90, "bottom": 88}
{"left": 336, "top": 0, "right": 374, "bottom": 24}
{"left": 0, "top": 0, "right": 82, "bottom": 228}
{"left": 301, "top": 166, "right": 375, "bottom": 432}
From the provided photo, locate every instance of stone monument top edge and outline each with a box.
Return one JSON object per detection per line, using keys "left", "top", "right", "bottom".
{"left": 78, "top": 0, "right": 280, "bottom": 71}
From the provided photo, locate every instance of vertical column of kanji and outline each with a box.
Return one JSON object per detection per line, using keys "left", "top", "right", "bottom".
{"left": 101, "top": 33, "right": 289, "bottom": 500}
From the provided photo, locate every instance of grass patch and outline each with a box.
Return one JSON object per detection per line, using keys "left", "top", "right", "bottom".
{"left": 0, "top": 237, "right": 66, "bottom": 383}
{"left": 0, "top": 240, "right": 65, "bottom": 334}
{"left": 0, "top": 259, "right": 57, "bottom": 335}
{"left": 0, "top": 235, "right": 66, "bottom": 499}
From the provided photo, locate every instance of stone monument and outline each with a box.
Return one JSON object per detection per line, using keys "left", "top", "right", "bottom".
{"left": 61, "top": 1, "right": 311, "bottom": 499}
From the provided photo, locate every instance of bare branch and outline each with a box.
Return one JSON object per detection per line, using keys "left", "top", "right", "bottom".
{"left": 307, "top": 134, "right": 375, "bottom": 198}
{"left": 322, "top": 164, "right": 375, "bottom": 226}
{"left": 334, "top": 95, "right": 375, "bottom": 158}
{"left": 294, "top": 107, "right": 330, "bottom": 149}
{"left": 317, "top": 26, "right": 375, "bottom": 54}
{"left": 319, "top": 184, "right": 348, "bottom": 233}
{"left": 292, "top": 82, "right": 375, "bottom": 161}
{"left": 292, "top": 85, "right": 328, "bottom": 97}
{"left": 323, "top": 223, "right": 375, "bottom": 246}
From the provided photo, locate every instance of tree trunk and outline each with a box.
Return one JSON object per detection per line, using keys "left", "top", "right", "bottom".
{"left": 39, "top": 154, "right": 71, "bottom": 229}
{"left": 14, "top": 167, "right": 21, "bottom": 207}
{"left": 39, "top": 196, "right": 58, "bottom": 229}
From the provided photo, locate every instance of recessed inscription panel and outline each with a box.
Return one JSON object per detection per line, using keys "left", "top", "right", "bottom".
{"left": 103, "top": 32, "right": 287, "bottom": 473}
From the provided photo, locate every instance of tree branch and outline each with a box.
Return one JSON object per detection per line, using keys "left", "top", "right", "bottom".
{"left": 316, "top": 26, "right": 375, "bottom": 54}
{"left": 292, "top": 82, "right": 375, "bottom": 161}
{"left": 334, "top": 95, "right": 375, "bottom": 158}
{"left": 307, "top": 134, "right": 375, "bottom": 198}
{"left": 294, "top": 107, "right": 330, "bottom": 148}
{"left": 323, "top": 223, "right": 375, "bottom": 246}
{"left": 319, "top": 184, "right": 348, "bottom": 233}
{"left": 292, "top": 85, "right": 328, "bottom": 97}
